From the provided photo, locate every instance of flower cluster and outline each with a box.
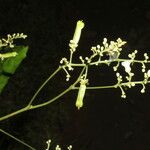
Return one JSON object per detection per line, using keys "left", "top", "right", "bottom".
{"left": 0, "top": 33, "right": 27, "bottom": 48}
{"left": 45, "top": 139, "right": 72, "bottom": 150}
{"left": 113, "top": 50, "right": 150, "bottom": 98}
{"left": 0, "top": 33, "right": 27, "bottom": 60}
{"left": 84, "top": 38, "right": 126, "bottom": 64}
{"left": 59, "top": 20, "right": 150, "bottom": 108}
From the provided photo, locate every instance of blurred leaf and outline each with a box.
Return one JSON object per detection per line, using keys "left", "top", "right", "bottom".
{"left": 2, "top": 46, "right": 28, "bottom": 74}
{"left": 0, "top": 75, "right": 9, "bottom": 93}
{"left": 0, "top": 46, "right": 28, "bottom": 93}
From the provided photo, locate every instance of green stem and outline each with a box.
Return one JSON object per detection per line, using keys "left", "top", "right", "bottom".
{"left": 73, "top": 80, "right": 150, "bottom": 90}
{"left": 1, "top": 80, "right": 149, "bottom": 121}
{"left": 73, "top": 84, "right": 115, "bottom": 90}
{"left": 28, "top": 66, "right": 62, "bottom": 106}
{"left": 30, "top": 83, "right": 74, "bottom": 110}
{"left": 0, "top": 128, "right": 36, "bottom": 150}
{"left": 0, "top": 67, "right": 86, "bottom": 122}
{"left": 70, "top": 63, "right": 86, "bottom": 67}
{"left": 69, "top": 51, "right": 73, "bottom": 63}
{"left": 0, "top": 106, "right": 30, "bottom": 121}
{"left": 90, "top": 59, "right": 150, "bottom": 66}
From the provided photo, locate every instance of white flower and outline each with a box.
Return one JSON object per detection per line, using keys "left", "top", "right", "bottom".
{"left": 147, "top": 70, "right": 150, "bottom": 77}
{"left": 72, "top": 20, "right": 84, "bottom": 45}
{"left": 75, "top": 79, "right": 87, "bottom": 110}
{"left": 103, "top": 38, "right": 107, "bottom": 45}
{"left": 121, "top": 61, "right": 131, "bottom": 73}
{"left": 141, "top": 89, "right": 145, "bottom": 93}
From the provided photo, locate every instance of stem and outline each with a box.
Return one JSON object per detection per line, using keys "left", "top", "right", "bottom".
{"left": 73, "top": 80, "right": 150, "bottom": 90}
{"left": 0, "top": 128, "right": 36, "bottom": 150}
{"left": 0, "top": 106, "right": 30, "bottom": 121}
{"left": 73, "top": 84, "right": 116, "bottom": 90}
{"left": 1, "top": 80, "right": 149, "bottom": 122}
{"left": 30, "top": 83, "right": 74, "bottom": 109}
{"left": 84, "top": 66, "right": 88, "bottom": 79}
{"left": 69, "top": 51, "right": 73, "bottom": 63}
{"left": 28, "top": 66, "right": 62, "bottom": 106}
{"left": 0, "top": 67, "right": 86, "bottom": 122}
{"left": 70, "top": 63, "right": 86, "bottom": 67}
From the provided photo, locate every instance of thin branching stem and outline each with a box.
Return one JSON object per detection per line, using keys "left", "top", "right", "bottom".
{"left": 0, "top": 128, "right": 36, "bottom": 150}
{"left": 73, "top": 84, "right": 115, "bottom": 90}
{"left": 73, "top": 80, "right": 150, "bottom": 90}
{"left": 0, "top": 67, "right": 86, "bottom": 122}
{"left": 90, "top": 59, "right": 150, "bottom": 66}
{"left": 28, "top": 66, "right": 62, "bottom": 106}
{"left": 0, "top": 67, "right": 86, "bottom": 149}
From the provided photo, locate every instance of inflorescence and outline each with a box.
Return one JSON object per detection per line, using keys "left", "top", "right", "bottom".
{"left": 59, "top": 20, "right": 150, "bottom": 109}
{"left": 45, "top": 139, "right": 72, "bottom": 150}
{"left": 0, "top": 33, "right": 27, "bottom": 60}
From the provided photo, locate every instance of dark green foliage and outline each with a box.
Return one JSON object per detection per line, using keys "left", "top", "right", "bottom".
{"left": 0, "top": 46, "right": 28, "bottom": 93}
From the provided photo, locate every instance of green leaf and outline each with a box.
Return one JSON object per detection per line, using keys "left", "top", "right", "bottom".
{"left": 0, "top": 75, "right": 9, "bottom": 93}
{"left": 2, "top": 46, "right": 28, "bottom": 74}
{"left": 0, "top": 46, "right": 28, "bottom": 93}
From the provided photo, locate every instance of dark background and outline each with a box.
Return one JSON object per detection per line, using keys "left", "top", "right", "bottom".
{"left": 0, "top": 0, "right": 150, "bottom": 150}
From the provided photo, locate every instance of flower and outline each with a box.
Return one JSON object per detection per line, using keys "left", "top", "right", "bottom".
{"left": 75, "top": 79, "right": 87, "bottom": 110}
{"left": 147, "top": 70, "right": 150, "bottom": 77}
{"left": 121, "top": 61, "right": 131, "bottom": 73}
{"left": 72, "top": 20, "right": 84, "bottom": 45}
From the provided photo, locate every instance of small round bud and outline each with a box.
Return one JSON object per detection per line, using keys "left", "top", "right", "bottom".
{"left": 140, "top": 89, "right": 145, "bottom": 93}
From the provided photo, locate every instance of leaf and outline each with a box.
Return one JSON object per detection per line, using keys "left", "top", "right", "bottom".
{"left": 0, "top": 46, "right": 28, "bottom": 93}
{"left": 0, "top": 75, "right": 9, "bottom": 93}
{"left": 2, "top": 46, "right": 28, "bottom": 74}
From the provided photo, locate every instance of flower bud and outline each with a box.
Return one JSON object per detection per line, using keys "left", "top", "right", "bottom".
{"left": 75, "top": 79, "right": 87, "bottom": 110}
{"left": 72, "top": 20, "right": 84, "bottom": 45}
